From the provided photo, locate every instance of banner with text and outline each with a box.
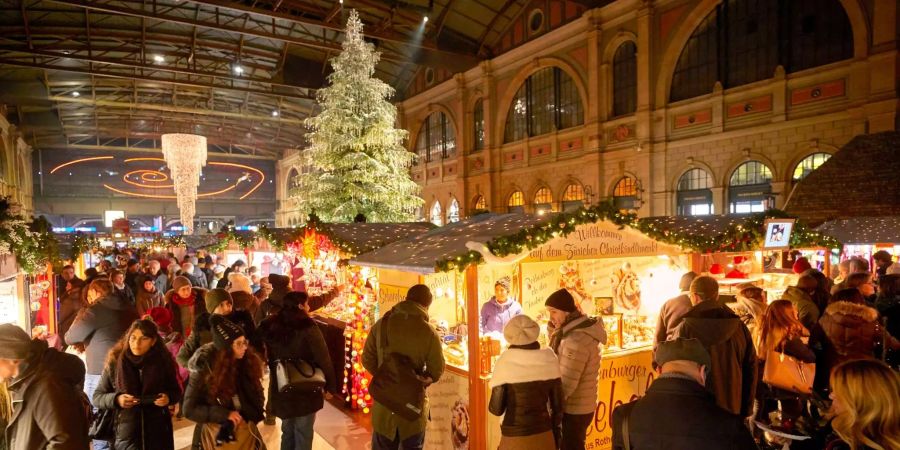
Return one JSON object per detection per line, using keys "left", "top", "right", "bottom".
{"left": 585, "top": 350, "right": 655, "bottom": 450}
{"left": 425, "top": 369, "right": 471, "bottom": 450}
{"left": 524, "top": 221, "right": 684, "bottom": 263}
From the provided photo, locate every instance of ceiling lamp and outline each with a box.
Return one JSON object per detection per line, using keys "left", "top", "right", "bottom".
{"left": 161, "top": 133, "right": 207, "bottom": 234}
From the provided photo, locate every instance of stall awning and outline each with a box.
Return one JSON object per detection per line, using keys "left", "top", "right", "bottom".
{"left": 351, "top": 214, "right": 550, "bottom": 274}
{"left": 183, "top": 223, "right": 435, "bottom": 255}
{"left": 639, "top": 216, "right": 747, "bottom": 240}
{"left": 815, "top": 217, "right": 900, "bottom": 245}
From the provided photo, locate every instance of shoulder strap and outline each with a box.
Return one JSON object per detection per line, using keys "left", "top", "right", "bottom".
{"left": 621, "top": 401, "right": 635, "bottom": 450}
{"left": 376, "top": 312, "right": 390, "bottom": 367}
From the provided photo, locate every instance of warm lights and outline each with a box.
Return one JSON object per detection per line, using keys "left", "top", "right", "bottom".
{"left": 161, "top": 133, "right": 207, "bottom": 235}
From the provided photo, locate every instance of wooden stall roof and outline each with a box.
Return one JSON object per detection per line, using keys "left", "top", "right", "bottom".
{"left": 351, "top": 214, "right": 550, "bottom": 274}
{"left": 182, "top": 222, "right": 435, "bottom": 255}
{"left": 785, "top": 131, "right": 900, "bottom": 226}
{"left": 815, "top": 217, "right": 900, "bottom": 245}
{"left": 639, "top": 216, "right": 746, "bottom": 240}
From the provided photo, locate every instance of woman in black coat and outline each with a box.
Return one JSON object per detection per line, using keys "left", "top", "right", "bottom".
{"left": 93, "top": 318, "right": 183, "bottom": 450}
{"left": 257, "top": 291, "right": 336, "bottom": 450}
{"left": 184, "top": 315, "right": 266, "bottom": 449}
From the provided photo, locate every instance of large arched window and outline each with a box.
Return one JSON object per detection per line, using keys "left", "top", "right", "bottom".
{"left": 612, "top": 41, "right": 637, "bottom": 117}
{"left": 533, "top": 187, "right": 553, "bottom": 214}
{"left": 447, "top": 198, "right": 460, "bottom": 223}
{"left": 677, "top": 168, "right": 714, "bottom": 216}
{"left": 508, "top": 191, "right": 525, "bottom": 214}
{"left": 473, "top": 99, "right": 485, "bottom": 152}
{"left": 613, "top": 177, "right": 640, "bottom": 211}
{"left": 670, "top": 0, "right": 852, "bottom": 102}
{"left": 728, "top": 161, "right": 772, "bottom": 214}
{"left": 504, "top": 67, "right": 584, "bottom": 143}
{"left": 792, "top": 152, "right": 831, "bottom": 181}
{"left": 415, "top": 112, "right": 457, "bottom": 162}
{"left": 562, "top": 183, "right": 585, "bottom": 212}
{"left": 430, "top": 201, "right": 443, "bottom": 226}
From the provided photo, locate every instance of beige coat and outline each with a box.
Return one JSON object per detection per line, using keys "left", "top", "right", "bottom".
{"left": 550, "top": 314, "right": 607, "bottom": 414}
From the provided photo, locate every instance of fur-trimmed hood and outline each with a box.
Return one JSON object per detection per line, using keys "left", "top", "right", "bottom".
{"left": 490, "top": 347, "right": 561, "bottom": 388}
{"left": 824, "top": 301, "right": 879, "bottom": 323}
{"left": 187, "top": 342, "right": 218, "bottom": 373}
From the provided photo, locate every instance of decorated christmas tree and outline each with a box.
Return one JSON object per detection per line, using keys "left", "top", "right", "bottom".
{"left": 296, "top": 10, "right": 422, "bottom": 222}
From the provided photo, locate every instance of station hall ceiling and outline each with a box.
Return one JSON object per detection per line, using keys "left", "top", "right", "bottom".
{"left": 0, "top": 0, "right": 604, "bottom": 161}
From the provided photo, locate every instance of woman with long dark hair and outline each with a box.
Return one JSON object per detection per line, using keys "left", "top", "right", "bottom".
{"left": 258, "top": 291, "right": 335, "bottom": 450}
{"left": 183, "top": 315, "right": 266, "bottom": 450}
{"left": 92, "top": 318, "right": 183, "bottom": 450}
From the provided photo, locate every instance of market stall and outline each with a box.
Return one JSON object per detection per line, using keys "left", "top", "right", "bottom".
{"left": 190, "top": 222, "right": 433, "bottom": 408}
{"left": 351, "top": 211, "right": 694, "bottom": 450}
{"left": 815, "top": 216, "right": 900, "bottom": 275}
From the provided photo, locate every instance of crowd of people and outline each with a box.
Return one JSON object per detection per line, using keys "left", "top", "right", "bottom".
{"left": 1, "top": 249, "right": 900, "bottom": 450}
{"left": 1, "top": 249, "right": 335, "bottom": 450}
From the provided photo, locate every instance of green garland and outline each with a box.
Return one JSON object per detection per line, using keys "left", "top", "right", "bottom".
{"left": 0, "top": 199, "right": 59, "bottom": 273}
{"left": 206, "top": 218, "right": 359, "bottom": 255}
{"left": 434, "top": 202, "right": 841, "bottom": 272}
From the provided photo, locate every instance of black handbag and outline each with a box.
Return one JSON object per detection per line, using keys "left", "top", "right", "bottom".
{"left": 275, "top": 359, "right": 326, "bottom": 393}
{"left": 88, "top": 407, "right": 116, "bottom": 441}
{"left": 369, "top": 312, "right": 426, "bottom": 421}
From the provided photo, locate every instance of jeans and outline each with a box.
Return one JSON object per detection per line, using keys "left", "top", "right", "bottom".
{"left": 84, "top": 373, "right": 111, "bottom": 450}
{"left": 560, "top": 413, "right": 594, "bottom": 450}
{"left": 281, "top": 414, "right": 316, "bottom": 450}
{"left": 371, "top": 431, "right": 425, "bottom": 450}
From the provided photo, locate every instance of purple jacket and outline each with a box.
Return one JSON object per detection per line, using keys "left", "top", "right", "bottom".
{"left": 480, "top": 297, "right": 523, "bottom": 334}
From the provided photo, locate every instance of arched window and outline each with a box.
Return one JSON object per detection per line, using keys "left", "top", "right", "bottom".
{"left": 728, "top": 161, "right": 773, "bottom": 214}
{"left": 612, "top": 41, "right": 637, "bottom": 117}
{"left": 472, "top": 195, "right": 487, "bottom": 211}
{"left": 562, "top": 183, "right": 585, "bottom": 212}
{"left": 430, "top": 201, "right": 443, "bottom": 226}
{"left": 533, "top": 187, "right": 553, "bottom": 214}
{"left": 792, "top": 152, "right": 831, "bottom": 181}
{"left": 508, "top": 191, "right": 525, "bottom": 214}
{"left": 416, "top": 112, "right": 457, "bottom": 162}
{"left": 677, "top": 168, "right": 714, "bottom": 216}
{"left": 670, "top": 0, "right": 852, "bottom": 102}
{"left": 613, "top": 177, "right": 640, "bottom": 211}
{"left": 504, "top": 67, "right": 584, "bottom": 143}
{"left": 473, "top": 99, "right": 485, "bottom": 152}
{"left": 447, "top": 198, "right": 460, "bottom": 223}
{"left": 286, "top": 168, "right": 300, "bottom": 198}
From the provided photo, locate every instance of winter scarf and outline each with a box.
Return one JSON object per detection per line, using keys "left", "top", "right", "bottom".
{"left": 171, "top": 291, "right": 196, "bottom": 307}
{"left": 490, "top": 347, "right": 561, "bottom": 388}
{"left": 115, "top": 344, "right": 175, "bottom": 396}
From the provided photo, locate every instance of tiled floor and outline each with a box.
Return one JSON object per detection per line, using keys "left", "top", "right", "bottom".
{"left": 174, "top": 398, "right": 372, "bottom": 450}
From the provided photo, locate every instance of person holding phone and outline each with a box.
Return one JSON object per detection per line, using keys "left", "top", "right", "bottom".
{"left": 93, "top": 318, "right": 183, "bottom": 450}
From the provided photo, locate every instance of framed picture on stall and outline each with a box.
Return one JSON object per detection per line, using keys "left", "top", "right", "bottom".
{"left": 595, "top": 296, "right": 614, "bottom": 315}
{"left": 762, "top": 219, "right": 795, "bottom": 250}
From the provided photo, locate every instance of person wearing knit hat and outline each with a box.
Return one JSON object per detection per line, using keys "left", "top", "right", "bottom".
{"left": 0, "top": 323, "right": 32, "bottom": 366}
{"left": 792, "top": 257, "right": 813, "bottom": 274}
{"left": 257, "top": 273, "right": 292, "bottom": 321}
{"left": 544, "top": 288, "right": 607, "bottom": 450}
{"left": 205, "top": 288, "right": 234, "bottom": 315}
{"left": 209, "top": 315, "right": 245, "bottom": 350}
{"left": 480, "top": 276, "right": 523, "bottom": 335}
{"left": 3, "top": 323, "right": 92, "bottom": 449}
{"left": 164, "top": 275, "right": 206, "bottom": 338}
{"left": 228, "top": 272, "right": 253, "bottom": 294}
{"left": 489, "top": 315, "right": 562, "bottom": 450}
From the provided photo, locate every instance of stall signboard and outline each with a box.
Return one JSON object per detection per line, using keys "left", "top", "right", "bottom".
{"left": 585, "top": 349, "right": 655, "bottom": 450}
{"left": 762, "top": 219, "right": 795, "bottom": 250}
{"left": 425, "top": 368, "right": 471, "bottom": 450}
{"left": 377, "top": 283, "right": 407, "bottom": 315}
{"left": 0, "top": 280, "right": 18, "bottom": 325}
{"left": 520, "top": 256, "right": 687, "bottom": 319}
{"left": 425, "top": 272, "right": 465, "bottom": 328}
{"left": 523, "top": 222, "right": 684, "bottom": 263}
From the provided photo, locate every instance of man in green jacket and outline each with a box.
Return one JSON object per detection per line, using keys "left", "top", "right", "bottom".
{"left": 362, "top": 285, "right": 445, "bottom": 450}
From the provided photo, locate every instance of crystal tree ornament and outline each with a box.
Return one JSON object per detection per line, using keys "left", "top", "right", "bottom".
{"left": 161, "top": 133, "right": 207, "bottom": 234}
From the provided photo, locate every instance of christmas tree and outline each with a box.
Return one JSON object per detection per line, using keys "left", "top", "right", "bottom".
{"left": 296, "top": 10, "right": 422, "bottom": 223}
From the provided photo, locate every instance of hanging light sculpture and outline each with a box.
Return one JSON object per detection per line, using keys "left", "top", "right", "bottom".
{"left": 161, "top": 133, "right": 207, "bottom": 234}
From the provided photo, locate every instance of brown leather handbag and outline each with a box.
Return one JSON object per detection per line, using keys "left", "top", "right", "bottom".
{"left": 762, "top": 350, "right": 815, "bottom": 394}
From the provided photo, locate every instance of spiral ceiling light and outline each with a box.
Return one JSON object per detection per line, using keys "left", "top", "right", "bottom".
{"left": 161, "top": 133, "right": 207, "bottom": 234}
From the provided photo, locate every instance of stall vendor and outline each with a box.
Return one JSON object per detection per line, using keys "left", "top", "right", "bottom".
{"left": 480, "top": 277, "right": 523, "bottom": 335}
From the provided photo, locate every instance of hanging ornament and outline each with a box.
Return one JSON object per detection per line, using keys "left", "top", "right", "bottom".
{"left": 161, "top": 133, "right": 207, "bottom": 234}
